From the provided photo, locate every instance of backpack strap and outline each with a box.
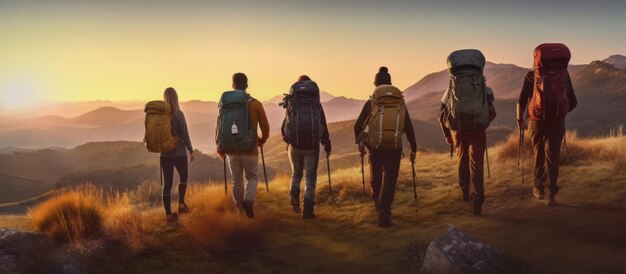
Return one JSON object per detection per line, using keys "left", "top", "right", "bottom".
{"left": 394, "top": 105, "right": 401, "bottom": 147}
{"left": 377, "top": 105, "right": 384, "bottom": 149}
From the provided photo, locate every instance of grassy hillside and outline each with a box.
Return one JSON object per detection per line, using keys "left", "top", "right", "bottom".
{"left": 1, "top": 132, "right": 624, "bottom": 273}
{"left": 0, "top": 141, "right": 238, "bottom": 202}
{"left": 0, "top": 173, "right": 49, "bottom": 203}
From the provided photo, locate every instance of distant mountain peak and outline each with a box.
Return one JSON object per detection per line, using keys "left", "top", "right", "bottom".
{"left": 485, "top": 61, "right": 525, "bottom": 69}
{"left": 603, "top": 54, "right": 626, "bottom": 70}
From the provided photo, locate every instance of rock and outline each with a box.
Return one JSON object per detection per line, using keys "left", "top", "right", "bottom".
{"left": 0, "top": 228, "right": 89, "bottom": 274}
{"left": 0, "top": 254, "right": 22, "bottom": 274}
{"left": 419, "top": 225, "right": 524, "bottom": 274}
{"left": 0, "top": 228, "right": 48, "bottom": 273}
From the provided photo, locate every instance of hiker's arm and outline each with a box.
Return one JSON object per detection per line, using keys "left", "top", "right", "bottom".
{"left": 516, "top": 71, "right": 533, "bottom": 127}
{"left": 487, "top": 87, "right": 496, "bottom": 121}
{"left": 257, "top": 102, "right": 270, "bottom": 146}
{"left": 438, "top": 103, "right": 452, "bottom": 144}
{"left": 215, "top": 111, "right": 224, "bottom": 156}
{"left": 404, "top": 109, "right": 417, "bottom": 152}
{"left": 179, "top": 113, "right": 193, "bottom": 153}
{"left": 354, "top": 100, "right": 371, "bottom": 141}
{"left": 567, "top": 74, "right": 578, "bottom": 112}
{"left": 517, "top": 72, "right": 533, "bottom": 117}
{"left": 320, "top": 106, "right": 331, "bottom": 154}
{"left": 280, "top": 116, "right": 287, "bottom": 143}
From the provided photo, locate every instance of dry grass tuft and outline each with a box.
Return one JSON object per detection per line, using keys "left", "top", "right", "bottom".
{"left": 179, "top": 184, "right": 275, "bottom": 254}
{"left": 493, "top": 128, "right": 626, "bottom": 170}
{"left": 492, "top": 132, "right": 534, "bottom": 161}
{"left": 103, "top": 192, "right": 147, "bottom": 253}
{"left": 29, "top": 185, "right": 104, "bottom": 245}
{"left": 316, "top": 167, "right": 371, "bottom": 204}
{"left": 29, "top": 184, "right": 149, "bottom": 252}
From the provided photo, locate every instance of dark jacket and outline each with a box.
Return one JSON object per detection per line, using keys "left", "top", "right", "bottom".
{"left": 353, "top": 100, "right": 417, "bottom": 152}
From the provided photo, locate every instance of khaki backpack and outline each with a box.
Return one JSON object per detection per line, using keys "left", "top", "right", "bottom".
{"left": 363, "top": 85, "right": 406, "bottom": 150}
{"left": 144, "top": 101, "right": 178, "bottom": 153}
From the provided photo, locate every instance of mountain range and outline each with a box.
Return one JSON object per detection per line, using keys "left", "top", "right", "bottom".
{"left": 0, "top": 55, "right": 624, "bottom": 153}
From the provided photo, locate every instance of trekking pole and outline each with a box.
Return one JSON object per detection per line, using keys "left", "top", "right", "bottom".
{"left": 360, "top": 152, "right": 366, "bottom": 193}
{"left": 519, "top": 126, "right": 526, "bottom": 184}
{"left": 563, "top": 132, "right": 572, "bottom": 160}
{"left": 223, "top": 157, "right": 228, "bottom": 195}
{"left": 410, "top": 158, "right": 418, "bottom": 208}
{"left": 260, "top": 146, "right": 269, "bottom": 193}
{"left": 326, "top": 154, "right": 332, "bottom": 196}
{"left": 485, "top": 148, "right": 491, "bottom": 179}
{"left": 517, "top": 128, "right": 522, "bottom": 169}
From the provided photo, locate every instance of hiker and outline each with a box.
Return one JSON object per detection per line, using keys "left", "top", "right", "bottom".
{"left": 438, "top": 49, "right": 496, "bottom": 215}
{"left": 216, "top": 72, "right": 270, "bottom": 219}
{"left": 280, "top": 75, "right": 332, "bottom": 219}
{"left": 355, "top": 66, "right": 417, "bottom": 227}
{"left": 161, "top": 87, "right": 195, "bottom": 223}
{"left": 517, "top": 43, "right": 577, "bottom": 205}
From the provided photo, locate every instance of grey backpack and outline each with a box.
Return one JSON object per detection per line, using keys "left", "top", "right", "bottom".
{"left": 443, "top": 49, "right": 491, "bottom": 132}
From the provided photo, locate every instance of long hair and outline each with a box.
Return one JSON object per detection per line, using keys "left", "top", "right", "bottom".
{"left": 163, "top": 87, "right": 180, "bottom": 116}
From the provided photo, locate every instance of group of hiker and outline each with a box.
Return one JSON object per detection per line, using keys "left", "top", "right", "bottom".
{"left": 144, "top": 43, "right": 577, "bottom": 227}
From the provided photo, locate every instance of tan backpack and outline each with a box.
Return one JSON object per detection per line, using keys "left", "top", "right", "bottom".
{"left": 364, "top": 85, "right": 406, "bottom": 150}
{"left": 144, "top": 101, "right": 178, "bottom": 153}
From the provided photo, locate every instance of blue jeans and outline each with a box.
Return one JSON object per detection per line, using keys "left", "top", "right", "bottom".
{"left": 288, "top": 147, "right": 319, "bottom": 205}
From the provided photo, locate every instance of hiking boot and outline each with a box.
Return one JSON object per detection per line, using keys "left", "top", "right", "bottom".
{"left": 290, "top": 197, "right": 301, "bottom": 214}
{"left": 532, "top": 188, "right": 545, "bottom": 200}
{"left": 545, "top": 192, "right": 557, "bottom": 206}
{"left": 302, "top": 203, "right": 315, "bottom": 219}
{"left": 178, "top": 203, "right": 190, "bottom": 214}
{"left": 378, "top": 211, "right": 392, "bottom": 227}
{"left": 242, "top": 200, "right": 254, "bottom": 219}
{"left": 166, "top": 213, "right": 178, "bottom": 224}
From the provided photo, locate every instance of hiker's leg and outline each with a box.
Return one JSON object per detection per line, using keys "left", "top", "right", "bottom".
{"left": 545, "top": 120, "right": 565, "bottom": 195}
{"left": 288, "top": 147, "right": 304, "bottom": 201}
{"left": 529, "top": 121, "right": 547, "bottom": 192}
{"left": 242, "top": 154, "right": 259, "bottom": 205}
{"left": 468, "top": 131, "right": 486, "bottom": 204}
{"left": 160, "top": 157, "right": 175, "bottom": 215}
{"left": 302, "top": 149, "right": 320, "bottom": 207}
{"left": 379, "top": 150, "right": 402, "bottom": 214}
{"left": 227, "top": 154, "right": 245, "bottom": 209}
{"left": 453, "top": 132, "right": 470, "bottom": 197}
{"left": 369, "top": 149, "right": 384, "bottom": 203}
{"left": 174, "top": 156, "right": 188, "bottom": 204}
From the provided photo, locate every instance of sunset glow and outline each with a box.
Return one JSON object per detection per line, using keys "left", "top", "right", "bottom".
{"left": 1, "top": 0, "right": 625, "bottom": 110}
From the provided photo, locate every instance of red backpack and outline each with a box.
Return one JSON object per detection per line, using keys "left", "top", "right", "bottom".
{"left": 528, "top": 43, "right": 571, "bottom": 121}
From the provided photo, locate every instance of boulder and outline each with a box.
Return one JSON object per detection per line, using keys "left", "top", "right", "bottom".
{"left": 0, "top": 228, "right": 88, "bottom": 274}
{"left": 0, "top": 228, "right": 48, "bottom": 273}
{"left": 420, "top": 225, "right": 524, "bottom": 274}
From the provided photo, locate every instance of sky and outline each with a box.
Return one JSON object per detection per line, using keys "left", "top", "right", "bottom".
{"left": 1, "top": 0, "right": 625, "bottom": 111}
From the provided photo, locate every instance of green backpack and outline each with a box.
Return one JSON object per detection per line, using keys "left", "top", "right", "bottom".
{"left": 443, "top": 49, "right": 492, "bottom": 132}
{"left": 217, "top": 90, "right": 257, "bottom": 153}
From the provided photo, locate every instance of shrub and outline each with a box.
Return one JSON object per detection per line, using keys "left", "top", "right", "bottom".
{"left": 179, "top": 184, "right": 274, "bottom": 254}
{"left": 103, "top": 192, "right": 146, "bottom": 253}
{"left": 29, "top": 186, "right": 104, "bottom": 245}
{"left": 493, "top": 129, "right": 626, "bottom": 169}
